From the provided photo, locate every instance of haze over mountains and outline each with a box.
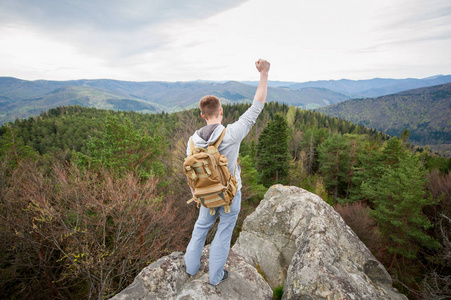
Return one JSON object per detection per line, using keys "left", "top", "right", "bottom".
{"left": 1, "top": 74, "right": 451, "bottom": 126}
{"left": 243, "top": 74, "right": 451, "bottom": 97}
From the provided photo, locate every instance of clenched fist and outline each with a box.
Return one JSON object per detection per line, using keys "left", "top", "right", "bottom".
{"left": 255, "top": 59, "right": 270, "bottom": 74}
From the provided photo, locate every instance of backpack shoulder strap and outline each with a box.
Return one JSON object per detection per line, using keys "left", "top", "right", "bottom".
{"left": 189, "top": 137, "right": 195, "bottom": 154}
{"left": 211, "top": 128, "right": 226, "bottom": 148}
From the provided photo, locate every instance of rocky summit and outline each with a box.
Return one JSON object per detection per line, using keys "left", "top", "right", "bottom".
{"left": 232, "top": 185, "right": 407, "bottom": 300}
{"left": 112, "top": 185, "right": 407, "bottom": 299}
{"left": 110, "top": 245, "right": 272, "bottom": 300}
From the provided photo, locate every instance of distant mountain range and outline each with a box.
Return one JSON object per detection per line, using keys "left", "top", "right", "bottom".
{"left": 318, "top": 82, "right": 451, "bottom": 155}
{"left": 0, "top": 77, "right": 351, "bottom": 124}
{"left": 1, "top": 75, "right": 451, "bottom": 125}
{"left": 243, "top": 74, "right": 451, "bottom": 97}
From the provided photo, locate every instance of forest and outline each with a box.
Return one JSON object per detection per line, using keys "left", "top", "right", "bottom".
{"left": 0, "top": 102, "right": 450, "bottom": 299}
{"left": 318, "top": 82, "right": 451, "bottom": 155}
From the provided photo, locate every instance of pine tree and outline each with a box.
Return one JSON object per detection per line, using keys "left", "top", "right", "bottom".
{"left": 342, "top": 134, "right": 366, "bottom": 199}
{"left": 256, "top": 114, "right": 291, "bottom": 187}
{"left": 74, "top": 115, "right": 163, "bottom": 178}
{"left": 0, "top": 124, "right": 37, "bottom": 171}
{"left": 317, "top": 133, "right": 350, "bottom": 204}
{"left": 361, "top": 154, "right": 439, "bottom": 266}
{"left": 239, "top": 154, "right": 267, "bottom": 203}
{"left": 350, "top": 137, "right": 406, "bottom": 203}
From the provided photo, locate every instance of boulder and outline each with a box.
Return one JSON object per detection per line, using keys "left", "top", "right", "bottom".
{"left": 111, "top": 245, "right": 272, "bottom": 300}
{"left": 232, "top": 185, "right": 407, "bottom": 300}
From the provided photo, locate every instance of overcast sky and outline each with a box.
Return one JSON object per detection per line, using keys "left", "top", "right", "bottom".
{"left": 1, "top": 0, "right": 450, "bottom": 82}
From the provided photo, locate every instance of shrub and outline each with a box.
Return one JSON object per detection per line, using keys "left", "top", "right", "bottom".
{"left": 334, "top": 202, "right": 385, "bottom": 263}
{"left": 0, "top": 160, "right": 194, "bottom": 299}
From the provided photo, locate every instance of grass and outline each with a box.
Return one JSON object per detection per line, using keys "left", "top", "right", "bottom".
{"left": 273, "top": 285, "right": 284, "bottom": 300}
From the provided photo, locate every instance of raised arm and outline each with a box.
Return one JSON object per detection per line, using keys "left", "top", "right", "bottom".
{"left": 254, "top": 58, "right": 270, "bottom": 104}
{"left": 224, "top": 59, "right": 270, "bottom": 142}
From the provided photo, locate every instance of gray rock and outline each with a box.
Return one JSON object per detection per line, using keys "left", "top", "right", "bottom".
{"left": 111, "top": 245, "right": 272, "bottom": 300}
{"left": 232, "top": 185, "right": 407, "bottom": 300}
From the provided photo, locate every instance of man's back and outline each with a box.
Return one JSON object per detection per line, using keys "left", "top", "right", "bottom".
{"left": 184, "top": 59, "right": 270, "bottom": 286}
{"left": 187, "top": 99, "right": 265, "bottom": 190}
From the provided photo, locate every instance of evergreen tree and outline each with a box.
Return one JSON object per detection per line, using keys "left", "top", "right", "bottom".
{"left": 361, "top": 154, "right": 439, "bottom": 266}
{"left": 0, "top": 124, "right": 37, "bottom": 171}
{"left": 74, "top": 115, "right": 163, "bottom": 178}
{"left": 306, "top": 131, "right": 316, "bottom": 173}
{"left": 350, "top": 137, "right": 406, "bottom": 203}
{"left": 342, "top": 134, "right": 366, "bottom": 199}
{"left": 239, "top": 154, "right": 267, "bottom": 203}
{"left": 256, "top": 114, "right": 290, "bottom": 187}
{"left": 400, "top": 128, "right": 410, "bottom": 143}
{"left": 317, "top": 133, "right": 350, "bottom": 204}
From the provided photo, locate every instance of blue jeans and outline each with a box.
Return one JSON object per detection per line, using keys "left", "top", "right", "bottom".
{"left": 185, "top": 190, "right": 241, "bottom": 285}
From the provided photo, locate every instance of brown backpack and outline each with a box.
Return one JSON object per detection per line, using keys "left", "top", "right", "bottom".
{"left": 184, "top": 129, "right": 238, "bottom": 215}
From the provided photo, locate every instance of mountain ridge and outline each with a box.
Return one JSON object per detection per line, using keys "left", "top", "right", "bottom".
{"left": 318, "top": 82, "right": 451, "bottom": 155}
{"left": 0, "top": 77, "right": 351, "bottom": 124}
{"left": 1, "top": 74, "right": 451, "bottom": 126}
{"left": 286, "top": 75, "right": 451, "bottom": 97}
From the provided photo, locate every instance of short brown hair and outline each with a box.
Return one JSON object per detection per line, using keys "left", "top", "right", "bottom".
{"left": 199, "top": 95, "right": 221, "bottom": 119}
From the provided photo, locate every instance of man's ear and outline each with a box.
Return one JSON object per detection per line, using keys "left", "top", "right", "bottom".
{"left": 220, "top": 107, "right": 223, "bottom": 116}
{"left": 201, "top": 112, "right": 206, "bottom": 119}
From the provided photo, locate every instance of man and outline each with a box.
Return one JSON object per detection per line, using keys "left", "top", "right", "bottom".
{"left": 184, "top": 58, "right": 270, "bottom": 285}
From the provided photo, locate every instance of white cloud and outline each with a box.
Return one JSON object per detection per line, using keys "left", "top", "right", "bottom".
{"left": 0, "top": 25, "right": 110, "bottom": 80}
{"left": 0, "top": 0, "right": 450, "bottom": 81}
{"left": 0, "top": 0, "right": 249, "bottom": 60}
{"left": 0, "top": 0, "right": 249, "bottom": 30}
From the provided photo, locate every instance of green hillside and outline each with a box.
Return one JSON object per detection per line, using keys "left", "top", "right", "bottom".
{"left": 3, "top": 75, "right": 451, "bottom": 126}
{"left": 318, "top": 83, "right": 451, "bottom": 155}
{"left": 0, "top": 85, "right": 159, "bottom": 124}
{"left": 0, "top": 77, "right": 351, "bottom": 124}
{"left": 287, "top": 75, "right": 451, "bottom": 97}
